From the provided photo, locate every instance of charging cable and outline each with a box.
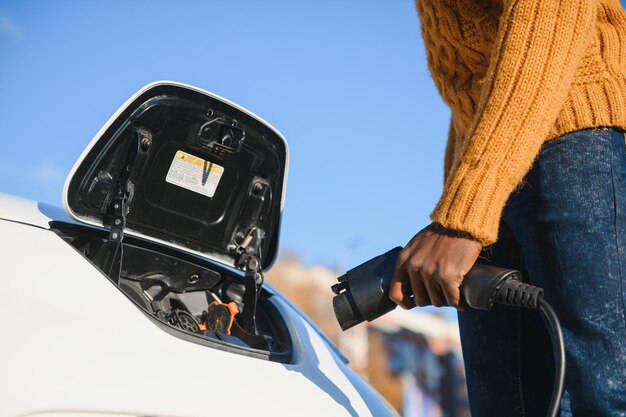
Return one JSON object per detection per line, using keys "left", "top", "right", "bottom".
{"left": 332, "top": 249, "right": 566, "bottom": 417}
{"left": 462, "top": 265, "right": 565, "bottom": 417}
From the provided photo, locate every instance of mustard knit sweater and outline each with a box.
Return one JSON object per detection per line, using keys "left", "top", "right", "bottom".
{"left": 416, "top": 0, "right": 626, "bottom": 245}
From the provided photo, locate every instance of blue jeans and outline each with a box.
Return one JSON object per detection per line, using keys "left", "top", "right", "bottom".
{"left": 459, "top": 127, "right": 626, "bottom": 417}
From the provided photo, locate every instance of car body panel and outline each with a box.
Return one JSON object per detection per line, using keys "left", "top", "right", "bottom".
{"left": 0, "top": 80, "right": 398, "bottom": 416}
{"left": 0, "top": 192, "right": 70, "bottom": 229}
{"left": 0, "top": 212, "right": 394, "bottom": 417}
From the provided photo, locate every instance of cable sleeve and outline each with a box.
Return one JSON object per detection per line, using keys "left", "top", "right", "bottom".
{"left": 538, "top": 298, "right": 566, "bottom": 417}
{"left": 495, "top": 280, "right": 543, "bottom": 309}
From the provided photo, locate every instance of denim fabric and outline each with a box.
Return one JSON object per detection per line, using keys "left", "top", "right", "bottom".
{"left": 459, "top": 127, "right": 626, "bottom": 417}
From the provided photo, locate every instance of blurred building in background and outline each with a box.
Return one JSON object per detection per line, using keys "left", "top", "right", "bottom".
{"left": 265, "top": 254, "right": 470, "bottom": 417}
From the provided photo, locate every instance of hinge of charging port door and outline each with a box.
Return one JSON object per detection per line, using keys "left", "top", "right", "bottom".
{"left": 242, "top": 256, "right": 264, "bottom": 335}
{"left": 95, "top": 129, "right": 152, "bottom": 283}
{"left": 228, "top": 180, "right": 270, "bottom": 335}
{"left": 234, "top": 227, "right": 265, "bottom": 267}
{"left": 234, "top": 227, "right": 265, "bottom": 335}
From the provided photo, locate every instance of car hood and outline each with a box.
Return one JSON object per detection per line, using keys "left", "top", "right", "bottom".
{"left": 63, "top": 81, "right": 288, "bottom": 270}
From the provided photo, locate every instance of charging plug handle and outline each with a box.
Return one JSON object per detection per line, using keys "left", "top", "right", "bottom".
{"left": 331, "top": 249, "right": 564, "bottom": 417}
{"left": 461, "top": 264, "right": 543, "bottom": 310}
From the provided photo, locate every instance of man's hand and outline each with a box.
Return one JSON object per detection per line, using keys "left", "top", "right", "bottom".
{"left": 389, "top": 223, "right": 482, "bottom": 310}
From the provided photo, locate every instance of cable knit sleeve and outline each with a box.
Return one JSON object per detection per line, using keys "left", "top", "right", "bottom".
{"left": 443, "top": 117, "right": 457, "bottom": 184}
{"left": 430, "top": 0, "right": 596, "bottom": 246}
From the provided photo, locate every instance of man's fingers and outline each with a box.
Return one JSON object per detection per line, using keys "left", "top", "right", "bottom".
{"left": 389, "top": 268, "right": 416, "bottom": 309}
{"left": 391, "top": 223, "right": 483, "bottom": 311}
{"left": 441, "top": 278, "right": 462, "bottom": 309}
{"left": 420, "top": 264, "right": 447, "bottom": 307}
{"left": 425, "top": 279, "right": 446, "bottom": 307}
{"left": 407, "top": 264, "right": 430, "bottom": 307}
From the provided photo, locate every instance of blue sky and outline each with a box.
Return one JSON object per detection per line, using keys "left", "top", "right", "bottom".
{"left": 2, "top": 1, "right": 623, "bottom": 269}
{"left": 0, "top": 0, "right": 449, "bottom": 268}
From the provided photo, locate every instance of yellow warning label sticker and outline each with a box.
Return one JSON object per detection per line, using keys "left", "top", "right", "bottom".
{"left": 165, "top": 150, "right": 224, "bottom": 198}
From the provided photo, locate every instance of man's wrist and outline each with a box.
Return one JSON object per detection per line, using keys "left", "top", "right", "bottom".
{"left": 429, "top": 222, "right": 483, "bottom": 245}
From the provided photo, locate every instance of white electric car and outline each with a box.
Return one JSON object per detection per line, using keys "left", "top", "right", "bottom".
{"left": 0, "top": 82, "right": 398, "bottom": 417}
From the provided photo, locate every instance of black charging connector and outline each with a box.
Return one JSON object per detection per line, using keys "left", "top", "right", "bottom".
{"left": 461, "top": 263, "right": 534, "bottom": 309}
{"left": 331, "top": 248, "right": 565, "bottom": 417}
{"left": 461, "top": 263, "right": 565, "bottom": 417}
